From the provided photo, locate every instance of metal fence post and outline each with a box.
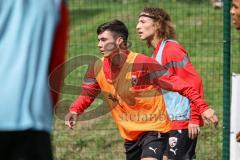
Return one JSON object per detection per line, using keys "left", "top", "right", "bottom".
{"left": 223, "top": 0, "right": 231, "bottom": 160}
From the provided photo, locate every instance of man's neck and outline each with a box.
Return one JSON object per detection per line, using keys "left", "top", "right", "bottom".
{"left": 150, "top": 36, "right": 162, "bottom": 49}
{"left": 109, "top": 50, "right": 128, "bottom": 68}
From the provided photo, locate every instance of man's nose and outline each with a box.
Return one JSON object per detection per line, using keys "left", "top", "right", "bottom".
{"left": 230, "top": 7, "right": 235, "bottom": 15}
{"left": 136, "top": 23, "right": 140, "bottom": 30}
{"left": 98, "top": 41, "right": 102, "bottom": 48}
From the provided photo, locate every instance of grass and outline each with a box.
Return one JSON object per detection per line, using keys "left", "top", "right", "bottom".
{"left": 53, "top": 0, "right": 240, "bottom": 159}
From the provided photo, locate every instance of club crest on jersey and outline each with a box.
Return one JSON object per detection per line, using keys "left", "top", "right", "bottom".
{"left": 169, "top": 137, "right": 178, "bottom": 148}
{"left": 131, "top": 75, "right": 138, "bottom": 86}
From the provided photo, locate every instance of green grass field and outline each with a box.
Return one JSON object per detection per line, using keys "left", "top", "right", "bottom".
{"left": 53, "top": 0, "right": 240, "bottom": 159}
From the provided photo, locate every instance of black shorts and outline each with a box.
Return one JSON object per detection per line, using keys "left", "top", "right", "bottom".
{"left": 0, "top": 130, "right": 53, "bottom": 160}
{"left": 124, "top": 131, "right": 169, "bottom": 160}
{"left": 165, "top": 129, "right": 197, "bottom": 160}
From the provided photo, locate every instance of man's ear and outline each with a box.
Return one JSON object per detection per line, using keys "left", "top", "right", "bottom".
{"left": 116, "top": 37, "right": 124, "bottom": 47}
{"left": 154, "top": 22, "right": 161, "bottom": 31}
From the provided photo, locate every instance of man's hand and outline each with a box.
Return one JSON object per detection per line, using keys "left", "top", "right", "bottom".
{"left": 201, "top": 108, "right": 218, "bottom": 128}
{"left": 65, "top": 112, "right": 78, "bottom": 129}
{"left": 188, "top": 123, "right": 200, "bottom": 139}
{"left": 236, "top": 131, "right": 240, "bottom": 142}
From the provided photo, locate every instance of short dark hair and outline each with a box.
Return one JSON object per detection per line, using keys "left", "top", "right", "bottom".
{"left": 97, "top": 19, "right": 128, "bottom": 44}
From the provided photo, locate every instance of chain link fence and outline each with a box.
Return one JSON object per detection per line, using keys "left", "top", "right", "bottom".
{"left": 53, "top": 0, "right": 240, "bottom": 159}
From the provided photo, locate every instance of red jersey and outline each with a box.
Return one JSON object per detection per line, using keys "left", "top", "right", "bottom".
{"left": 70, "top": 51, "right": 209, "bottom": 140}
{"left": 153, "top": 39, "right": 206, "bottom": 130}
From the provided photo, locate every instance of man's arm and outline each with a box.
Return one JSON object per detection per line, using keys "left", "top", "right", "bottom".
{"left": 65, "top": 64, "right": 101, "bottom": 129}
{"left": 158, "top": 74, "right": 208, "bottom": 113}
{"left": 138, "top": 56, "right": 218, "bottom": 127}
{"left": 162, "top": 42, "right": 204, "bottom": 138}
{"left": 69, "top": 82, "right": 101, "bottom": 113}
{"left": 163, "top": 42, "right": 205, "bottom": 123}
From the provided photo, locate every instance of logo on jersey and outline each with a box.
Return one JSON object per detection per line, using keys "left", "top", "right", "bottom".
{"left": 169, "top": 137, "right": 178, "bottom": 148}
{"left": 131, "top": 75, "right": 138, "bottom": 86}
{"left": 170, "top": 148, "right": 178, "bottom": 155}
{"left": 148, "top": 147, "right": 158, "bottom": 154}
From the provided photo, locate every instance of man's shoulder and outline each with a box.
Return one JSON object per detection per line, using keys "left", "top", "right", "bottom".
{"left": 129, "top": 51, "right": 162, "bottom": 72}
{"left": 129, "top": 51, "right": 155, "bottom": 63}
{"left": 163, "top": 41, "right": 187, "bottom": 58}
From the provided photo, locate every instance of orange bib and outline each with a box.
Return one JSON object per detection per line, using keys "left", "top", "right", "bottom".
{"left": 94, "top": 51, "right": 171, "bottom": 141}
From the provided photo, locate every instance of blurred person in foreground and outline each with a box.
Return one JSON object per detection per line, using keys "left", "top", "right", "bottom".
{"left": 65, "top": 19, "right": 218, "bottom": 160}
{"left": 231, "top": 0, "right": 240, "bottom": 143}
{"left": 0, "top": 0, "right": 69, "bottom": 159}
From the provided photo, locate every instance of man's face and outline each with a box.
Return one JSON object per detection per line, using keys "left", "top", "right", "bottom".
{"left": 231, "top": 0, "right": 240, "bottom": 30}
{"left": 97, "top": 30, "right": 118, "bottom": 57}
{"left": 136, "top": 14, "right": 158, "bottom": 40}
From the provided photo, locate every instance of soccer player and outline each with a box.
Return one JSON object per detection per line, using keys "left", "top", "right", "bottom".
{"left": 0, "top": 0, "right": 68, "bottom": 159}
{"left": 231, "top": 0, "right": 240, "bottom": 142}
{"left": 136, "top": 7, "right": 218, "bottom": 160}
{"left": 231, "top": 0, "right": 240, "bottom": 30}
{"left": 65, "top": 20, "right": 218, "bottom": 160}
